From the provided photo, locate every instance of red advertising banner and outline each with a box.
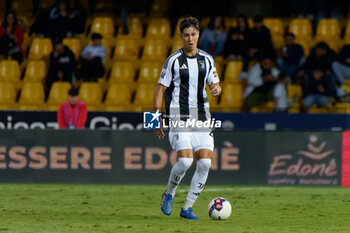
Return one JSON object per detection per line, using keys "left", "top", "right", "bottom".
{"left": 342, "top": 131, "right": 350, "bottom": 187}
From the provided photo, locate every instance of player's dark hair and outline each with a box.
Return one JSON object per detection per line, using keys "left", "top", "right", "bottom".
{"left": 254, "top": 15, "right": 263, "bottom": 23}
{"left": 68, "top": 87, "right": 79, "bottom": 96}
{"left": 91, "top": 33, "right": 102, "bottom": 40}
{"left": 179, "top": 17, "right": 199, "bottom": 33}
{"left": 285, "top": 32, "right": 295, "bottom": 38}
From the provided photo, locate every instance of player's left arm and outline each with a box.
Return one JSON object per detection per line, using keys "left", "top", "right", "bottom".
{"left": 153, "top": 83, "right": 167, "bottom": 139}
{"left": 207, "top": 57, "right": 222, "bottom": 97}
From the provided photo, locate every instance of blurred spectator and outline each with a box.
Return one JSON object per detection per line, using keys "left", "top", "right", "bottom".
{"left": 0, "top": 11, "right": 24, "bottom": 63}
{"left": 243, "top": 57, "right": 280, "bottom": 111}
{"left": 58, "top": 87, "right": 87, "bottom": 129}
{"left": 332, "top": 45, "right": 350, "bottom": 85}
{"left": 46, "top": 38, "right": 76, "bottom": 97}
{"left": 224, "top": 15, "right": 250, "bottom": 67}
{"left": 199, "top": 16, "right": 227, "bottom": 58}
{"left": 275, "top": 33, "right": 304, "bottom": 81}
{"left": 273, "top": 73, "right": 289, "bottom": 113}
{"left": 81, "top": 33, "right": 106, "bottom": 82}
{"left": 302, "top": 67, "right": 334, "bottom": 111}
{"left": 66, "top": 0, "right": 87, "bottom": 36}
{"left": 31, "top": 0, "right": 86, "bottom": 38}
{"left": 296, "top": 42, "right": 337, "bottom": 83}
{"left": 240, "top": 15, "right": 274, "bottom": 79}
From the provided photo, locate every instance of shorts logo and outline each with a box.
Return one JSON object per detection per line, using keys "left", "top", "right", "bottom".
{"left": 143, "top": 110, "right": 162, "bottom": 129}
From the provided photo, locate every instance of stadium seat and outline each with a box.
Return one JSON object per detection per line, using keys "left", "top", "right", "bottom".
{"left": 38, "top": 0, "right": 55, "bottom": 11}
{"left": 79, "top": 82, "right": 102, "bottom": 105}
{"left": 224, "top": 61, "right": 243, "bottom": 83}
{"left": 288, "top": 18, "right": 312, "bottom": 39}
{"left": 145, "top": 18, "right": 171, "bottom": 39}
{"left": 109, "top": 61, "right": 135, "bottom": 83}
{"left": 149, "top": 0, "right": 170, "bottom": 17}
{"left": 263, "top": 18, "right": 284, "bottom": 37}
{"left": 313, "top": 38, "right": 341, "bottom": 53}
{"left": 173, "top": 17, "right": 186, "bottom": 37}
{"left": 288, "top": 84, "right": 302, "bottom": 108}
{"left": 28, "top": 38, "right": 53, "bottom": 60}
{"left": 23, "top": 60, "right": 47, "bottom": 82}
{"left": 0, "top": 60, "right": 21, "bottom": 82}
{"left": 137, "top": 61, "right": 163, "bottom": 83}
{"left": 141, "top": 39, "right": 168, "bottom": 61}
{"left": 19, "top": 82, "right": 45, "bottom": 104}
{"left": 47, "top": 82, "right": 71, "bottom": 104}
{"left": 200, "top": 17, "right": 211, "bottom": 30}
{"left": 118, "top": 16, "right": 143, "bottom": 38}
{"left": 113, "top": 36, "right": 140, "bottom": 61}
{"left": 344, "top": 20, "right": 350, "bottom": 44}
{"left": 224, "top": 17, "right": 237, "bottom": 31}
{"left": 63, "top": 38, "right": 81, "bottom": 60}
{"left": 0, "top": 82, "right": 16, "bottom": 104}
{"left": 171, "top": 38, "right": 183, "bottom": 53}
{"left": 316, "top": 19, "right": 340, "bottom": 40}
{"left": 11, "top": 0, "right": 33, "bottom": 17}
{"left": 219, "top": 84, "right": 243, "bottom": 110}
{"left": 294, "top": 38, "right": 310, "bottom": 57}
{"left": 133, "top": 83, "right": 156, "bottom": 108}
{"left": 89, "top": 17, "right": 114, "bottom": 39}
{"left": 104, "top": 83, "right": 132, "bottom": 105}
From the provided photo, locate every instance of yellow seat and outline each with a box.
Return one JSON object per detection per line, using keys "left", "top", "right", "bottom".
{"left": 113, "top": 36, "right": 140, "bottom": 61}
{"left": 89, "top": 17, "right": 114, "bottom": 39}
{"left": 316, "top": 19, "right": 340, "bottom": 40}
{"left": 294, "top": 38, "right": 310, "bottom": 57}
{"left": 344, "top": 20, "right": 350, "bottom": 44}
{"left": 288, "top": 18, "right": 312, "bottom": 40}
{"left": 104, "top": 83, "right": 132, "bottom": 105}
{"left": 141, "top": 39, "right": 168, "bottom": 61}
{"left": 313, "top": 38, "right": 341, "bottom": 53}
{"left": 109, "top": 61, "right": 135, "bottom": 83}
{"left": 28, "top": 38, "right": 53, "bottom": 60}
{"left": 118, "top": 16, "right": 143, "bottom": 38}
{"left": 47, "top": 82, "right": 72, "bottom": 104}
{"left": 19, "top": 82, "right": 45, "bottom": 104}
{"left": 0, "top": 82, "right": 16, "bottom": 104}
{"left": 146, "top": 18, "right": 171, "bottom": 39}
{"left": 138, "top": 61, "right": 163, "bottom": 84}
{"left": 11, "top": 0, "right": 33, "bottom": 17}
{"left": 0, "top": 60, "right": 21, "bottom": 82}
{"left": 200, "top": 17, "right": 211, "bottom": 30}
{"left": 288, "top": 84, "right": 302, "bottom": 108}
{"left": 63, "top": 38, "right": 81, "bottom": 60}
{"left": 23, "top": 60, "right": 47, "bottom": 82}
{"left": 224, "top": 61, "right": 243, "bottom": 83}
{"left": 79, "top": 82, "right": 102, "bottom": 105}
{"left": 133, "top": 83, "right": 156, "bottom": 108}
{"left": 220, "top": 84, "right": 243, "bottom": 109}
{"left": 173, "top": 17, "right": 186, "bottom": 38}
{"left": 263, "top": 18, "right": 284, "bottom": 49}
{"left": 38, "top": 0, "right": 55, "bottom": 11}
{"left": 149, "top": 0, "right": 170, "bottom": 17}
{"left": 171, "top": 38, "right": 183, "bottom": 53}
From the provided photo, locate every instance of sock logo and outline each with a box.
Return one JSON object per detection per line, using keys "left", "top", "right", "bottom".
{"left": 192, "top": 192, "right": 200, "bottom": 196}
{"left": 171, "top": 182, "right": 178, "bottom": 186}
{"left": 197, "top": 183, "right": 204, "bottom": 189}
{"left": 174, "top": 175, "right": 180, "bottom": 181}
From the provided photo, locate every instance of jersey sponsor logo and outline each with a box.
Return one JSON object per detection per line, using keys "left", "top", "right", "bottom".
{"left": 180, "top": 64, "right": 188, "bottom": 70}
{"left": 213, "top": 71, "right": 218, "bottom": 77}
{"left": 161, "top": 71, "right": 166, "bottom": 78}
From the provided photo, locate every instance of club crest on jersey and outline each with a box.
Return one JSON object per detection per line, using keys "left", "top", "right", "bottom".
{"left": 180, "top": 64, "right": 188, "bottom": 70}
{"left": 199, "top": 60, "right": 205, "bottom": 69}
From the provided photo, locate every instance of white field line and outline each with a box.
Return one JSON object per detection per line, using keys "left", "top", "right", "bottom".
{"left": 177, "top": 187, "right": 292, "bottom": 193}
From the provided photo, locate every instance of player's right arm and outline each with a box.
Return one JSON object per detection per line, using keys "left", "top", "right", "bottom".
{"left": 153, "top": 83, "right": 167, "bottom": 139}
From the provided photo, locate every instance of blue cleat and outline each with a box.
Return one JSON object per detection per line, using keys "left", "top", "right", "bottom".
{"left": 160, "top": 192, "right": 173, "bottom": 215}
{"left": 180, "top": 207, "right": 200, "bottom": 220}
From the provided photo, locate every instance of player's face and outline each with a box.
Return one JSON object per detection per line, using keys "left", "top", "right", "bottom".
{"left": 181, "top": 27, "right": 199, "bottom": 52}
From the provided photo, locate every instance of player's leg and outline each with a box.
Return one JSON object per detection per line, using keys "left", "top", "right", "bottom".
{"left": 180, "top": 131, "right": 213, "bottom": 220}
{"left": 161, "top": 132, "right": 193, "bottom": 215}
{"left": 180, "top": 149, "right": 212, "bottom": 219}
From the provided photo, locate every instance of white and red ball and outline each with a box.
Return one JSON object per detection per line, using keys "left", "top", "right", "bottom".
{"left": 207, "top": 197, "right": 232, "bottom": 220}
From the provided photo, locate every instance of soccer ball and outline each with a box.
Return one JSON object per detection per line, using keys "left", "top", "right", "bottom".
{"left": 207, "top": 197, "right": 232, "bottom": 220}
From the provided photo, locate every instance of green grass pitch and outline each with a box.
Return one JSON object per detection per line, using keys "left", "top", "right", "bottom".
{"left": 0, "top": 184, "right": 349, "bottom": 232}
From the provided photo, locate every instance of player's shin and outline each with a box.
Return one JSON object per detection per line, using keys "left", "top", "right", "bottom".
{"left": 166, "top": 157, "right": 193, "bottom": 197}
{"left": 184, "top": 158, "right": 211, "bottom": 210}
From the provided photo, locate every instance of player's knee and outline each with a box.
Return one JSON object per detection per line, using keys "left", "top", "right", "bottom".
{"left": 177, "top": 158, "right": 193, "bottom": 171}
{"left": 197, "top": 158, "right": 211, "bottom": 172}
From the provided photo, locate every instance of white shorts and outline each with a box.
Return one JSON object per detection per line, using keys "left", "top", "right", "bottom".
{"left": 168, "top": 130, "right": 214, "bottom": 152}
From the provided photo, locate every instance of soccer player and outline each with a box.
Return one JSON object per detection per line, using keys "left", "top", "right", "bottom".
{"left": 153, "top": 17, "right": 221, "bottom": 219}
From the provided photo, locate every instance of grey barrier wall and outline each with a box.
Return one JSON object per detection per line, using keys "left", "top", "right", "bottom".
{"left": 0, "top": 130, "right": 342, "bottom": 185}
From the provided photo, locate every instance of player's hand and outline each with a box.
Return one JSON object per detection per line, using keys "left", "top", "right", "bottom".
{"left": 210, "top": 82, "right": 221, "bottom": 97}
{"left": 154, "top": 116, "right": 165, "bottom": 139}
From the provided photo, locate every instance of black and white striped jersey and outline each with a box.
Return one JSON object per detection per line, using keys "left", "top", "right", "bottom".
{"left": 158, "top": 49, "right": 220, "bottom": 121}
